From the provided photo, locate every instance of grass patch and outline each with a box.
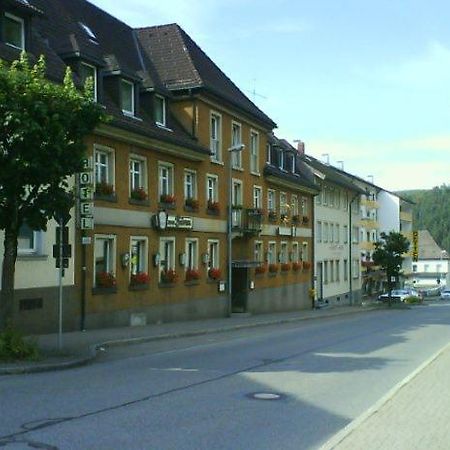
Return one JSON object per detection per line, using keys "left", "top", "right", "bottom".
{"left": 0, "top": 326, "right": 39, "bottom": 362}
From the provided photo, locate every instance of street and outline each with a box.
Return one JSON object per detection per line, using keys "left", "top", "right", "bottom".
{"left": 1, "top": 303, "right": 450, "bottom": 449}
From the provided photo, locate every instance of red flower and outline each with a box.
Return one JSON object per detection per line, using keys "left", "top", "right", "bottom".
{"left": 130, "top": 272, "right": 149, "bottom": 285}
{"left": 208, "top": 267, "right": 221, "bottom": 280}
{"left": 292, "top": 262, "right": 303, "bottom": 271}
{"left": 161, "top": 269, "right": 177, "bottom": 283}
{"left": 185, "top": 268, "right": 200, "bottom": 281}
{"left": 131, "top": 187, "right": 148, "bottom": 201}
{"left": 96, "top": 271, "right": 116, "bottom": 288}
{"left": 207, "top": 200, "right": 220, "bottom": 211}
{"left": 281, "top": 263, "right": 291, "bottom": 271}
{"left": 255, "top": 265, "right": 266, "bottom": 274}
{"left": 160, "top": 194, "right": 176, "bottom": 204}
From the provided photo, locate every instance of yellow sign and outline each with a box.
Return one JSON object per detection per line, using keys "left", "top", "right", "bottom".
{"left": 412, "top": 231, "right": 419, "bottom": 262}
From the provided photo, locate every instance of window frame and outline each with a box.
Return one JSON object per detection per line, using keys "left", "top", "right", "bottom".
{"left": 185, "top": 238, "right": 199, "bottom": 271}
{"left": 94, "top": 144, "right": 115, "bottom": 189}
{"left": 4, "top": 12, "right": 25, "bottom": 50}
{"left": 184, "top": 169, "right": 198, "bottom": 201}
{"left": 94, "top": 234, "right": 116, "bottom": 286}
{"left": 253, "top": 185, "right": 263, "bottom": 209}
{"left": 120, "top": 78, "right": 135, "bottom": 116}
{"left": 155, "top": 94, "right": 167, "bottom": 127}
{"left": 206, "top": 173, "right": 219, "bottom": 202}
{"left": 129, "top": 154, "right": 147, "bottom": 195}
{"left": 130, "top": 236, "right": 148, "bottom": 277}
{"left": 250, "top": 129, "right": 260, "bottom": 174}
{"left": 210, "top": 111, "right": 222, "bottom": 162}
{"left": 80, "top": 62, "right": 97, "bottom": 102}
{"left": 158, "top": 161, "right": 174, "bottom": 198}
{"left": 231, "top": 121, "right": 243, "bottom": 169}
{"left": 207, "top": 239, "right": 220, "bottom": 271}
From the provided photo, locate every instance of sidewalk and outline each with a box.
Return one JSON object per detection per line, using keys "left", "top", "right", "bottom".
{"left": 0, "top": 303, "right": 378, "bottom": 375}
{"left": 322, "top": 342, "right": 450, "bottom": 450}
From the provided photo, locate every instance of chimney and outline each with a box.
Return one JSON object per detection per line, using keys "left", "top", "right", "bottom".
{"left": 294, "top": 139, "right": 305, "bottom": 155}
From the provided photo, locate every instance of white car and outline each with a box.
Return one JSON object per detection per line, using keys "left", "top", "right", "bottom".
{"left": 440, "top": 289, "right": 450, "bottom": 300}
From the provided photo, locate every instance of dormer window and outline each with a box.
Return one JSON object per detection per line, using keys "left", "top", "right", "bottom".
{"left": 279, "top": 149, "right": 285, "bottom": 170}
{"left": 4, "top": 13, "right": 25, "bottom": 50}
{"left": 80, "top": 62, "right": 97, "bottom": 102}
{"left": 120, "top": 79, "right": 135, "bottom": 116}
{"left": 78, "top": 22, "right": 98, "bottom": 44}
{"left": 155, "top": 95, "right": 166, "bottom": 127}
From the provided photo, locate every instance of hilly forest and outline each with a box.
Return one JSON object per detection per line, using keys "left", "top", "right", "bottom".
{"left": 400, "top": 185, "right": 450, "bottom": 254}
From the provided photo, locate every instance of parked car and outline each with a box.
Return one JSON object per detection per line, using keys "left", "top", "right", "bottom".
{"left": 378, "top": 288, "right": 422, "bottom": 303}
{"left": 440, "top": 289, "right": 450, "bottom": 300}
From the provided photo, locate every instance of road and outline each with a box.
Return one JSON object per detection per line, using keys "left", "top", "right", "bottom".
{"left": 1, "top": 302, "right": 450, "bottom": 450}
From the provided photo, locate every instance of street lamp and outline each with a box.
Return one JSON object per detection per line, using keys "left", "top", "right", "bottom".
{"left": 227, "top": 143, "right": 245, "bottom": 317}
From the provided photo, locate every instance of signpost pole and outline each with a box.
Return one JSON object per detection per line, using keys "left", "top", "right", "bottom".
{"left": 58, "top": 216, "right": 64, "bottom": 350}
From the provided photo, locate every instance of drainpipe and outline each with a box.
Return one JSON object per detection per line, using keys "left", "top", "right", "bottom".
{"left": 348, "top": 192, "right": 360, "bottom": 305}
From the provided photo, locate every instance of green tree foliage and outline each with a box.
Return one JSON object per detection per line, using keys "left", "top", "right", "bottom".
{"left": 0, "top": 53, "right": 105, "bottom": 329}
{"left": 373, "top": 232, "right": 410, "bottom": 306}
{"left": 401, "top": 185, "right": 450, "bottom": 253}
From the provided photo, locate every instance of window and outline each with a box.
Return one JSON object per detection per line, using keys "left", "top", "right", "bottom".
{"left": 316, "top": 183, "right": 322, "bottom": 205}
{"left": 94, "top": 145, "right": 115, "bottom": 190}
{"left": 291, "top": 195, "right": 299, "bottom": 217}
{"left": 80, "top": 62, "right": 97, "bottom": 101}
{"left": 279, "top": 149, "right": 285, "bottom": 170}
{"left": 266, "top": 143, "right": 272, "bottom": 164}
{"left": 330, "top": 261, "right": 335, "bottom": 282}
{"left": 253, "top": 186, "right": 263, "bottom": 209}
{"left": 352, "top": 226, "right": 359, "bottom": 244}
{"left": 292, "top": 242, "right": 300, "bottom": 263}
{"left": 232, "top": 179, "right": 243, "bottom": 227}
{"left": 159, "top": 162, "right": 174, "bottom": 198}
{"left": 206, "top": 174, "right": 218, "bottom": 202}
{"left": 130, "top": 237, "right": 148, "bottom": 276}
{"left": 17, "top": 223, "right": 42, "bottom": 255}
{"left": 280, "top": 242, "right": 288, "bottom": 264}
{"left": 324, "top": 261, "right": 329, "bottom": 284}
{"left": 336, "top": 260, "right": 340, "bottom": 281}
{"left": 4, "top": 13, "right": 24, "bottom": 50}
{"left": 184, "top": 170, "right": 197, "bottom": 201}
{"left": 120, "top": 79, "right": 134, "bottom": 116}
{"left": 335, "top": 224, "right": 340, "bottom": 243}
{"left": 330, "top": 224, "right": 334, "bottom": 243}
{"left": 280, "top": 192, "right": 288, "bottom": 216}
{"left": 344, "top": 259, "right": 348, "bottom": 281}
{"left": 185, "top": 239, "right": 198, "bottom": 270}
{"left": 250, "top": 130, "right": 259, "bottom": 173}
{"left": 344, "top": 192, "right": 349, "bottom": 211}
{"left": 301, "top": 197, "right": 308, "bottom": 217}
{"left": 231, "top": 122, "right": 242, "bottom": 168}
{"left": 302, "top": 242, "right": 309, "bottom": 261}
{"left": 343, "top": 225, "right": 348, "bottom": 244}
{"left": 353, "top": 259, "right": 360, "bottom": 278}
{"left": 412, "top": 264, "right": 417, "bottom": 273}
{"left": 155, "top": 95, "right": 166, "bottom": 126}
{"left": 323, "top": 223, "right": 329, "bottom": 243}
{"left": 207, "top": 240, "right": 219, "bottom": 270}
{"left": 210, "top": 112, "right": 222, "bottom": 162}
{"left": 316, "top": 221, "right": 322, "bottom": 243}
{"left": 129, "top": 156, "right": 147, "bottom": 195}
{"left": 159, "top": 237, "right": 175, "bottom": 279}
{"left": 268, "top": 242, "right": 276, "bottom": 264}
{"left": 267, "top": 189, "right": 276, "bottom": 212}
{"left": 254, "top": 241, "right": 263, "bottom": 263}
{"left": 94, "top": 235, "right": 116, "bottom": 286}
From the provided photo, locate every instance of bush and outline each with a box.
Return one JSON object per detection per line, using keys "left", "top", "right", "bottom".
{"left": 0, "top": 326, "right": 39, "bottom": 362}
{"left": 404, "top": 296, "right": 422, "bottom": 304}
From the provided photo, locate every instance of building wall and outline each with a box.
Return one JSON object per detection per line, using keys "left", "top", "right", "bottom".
{"left": 314, "top": 183, "right": 362, "bottom": 305}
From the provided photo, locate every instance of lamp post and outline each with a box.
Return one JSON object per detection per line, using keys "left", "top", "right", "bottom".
{"left": 227, "top": 144, "right": 245, "bottom": 317}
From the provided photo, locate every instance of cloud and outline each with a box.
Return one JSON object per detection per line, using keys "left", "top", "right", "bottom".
{"left": 303, "top": 135, "right": 450, "bottom": 191}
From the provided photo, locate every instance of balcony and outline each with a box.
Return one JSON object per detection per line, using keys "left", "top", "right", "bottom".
{"left": 361, "top": 198, "right": 379, "bottom": 209}
{"left": 360, "top": 241, "right": 375, "bottom": 251}
{"left": 231, "top": 207, "right": 263, "bottom": 235}
{"left": 358, "top": 218, "right": 379, "bottom": 229}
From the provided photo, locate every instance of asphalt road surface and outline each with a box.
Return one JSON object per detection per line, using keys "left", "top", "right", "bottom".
{"left": 1, "top": 302, "right": 450, "bottom": 450}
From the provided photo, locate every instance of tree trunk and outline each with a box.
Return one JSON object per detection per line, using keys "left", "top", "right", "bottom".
{"left": 0, "top": 226, "right": 18, "bottom": 330}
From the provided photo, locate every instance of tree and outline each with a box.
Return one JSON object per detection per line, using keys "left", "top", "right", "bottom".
{"left": 0, "top": 53, "right": 105, "bottom": 330}
{"left": 372, "top": 231, "right": 410, "bottom": 306}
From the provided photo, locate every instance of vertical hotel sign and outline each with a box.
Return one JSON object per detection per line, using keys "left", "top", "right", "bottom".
{"left": 412, "top": 231, "right": 419, "bottom": 262}
{"left": 78, "top": 157, "right": 94, "bottom": 230}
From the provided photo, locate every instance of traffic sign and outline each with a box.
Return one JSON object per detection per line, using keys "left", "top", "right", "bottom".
{"left": 55, "top": 257, "right": 69, "bottom": 269}
{"left": 53, "top": 244, "right": 72, "bottom": 258}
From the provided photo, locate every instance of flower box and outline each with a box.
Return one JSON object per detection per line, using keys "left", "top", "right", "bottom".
{"left": 208, "top": 267, "right": 221, "bottom": 280}
{"left": 281, "top": 263, "right": 291, "bottom": 272}
{"left": 268, "top": 264, "right": 279, "bottom": 273}
{"left": 160, "top": 269, "right": 177, "bottom": 284}
{"left": 255, "top": 265, "right": 266, "bottom": 275}
{"left": 185, "top": 198, "right": 199, "bottom": 211}
{"left": 207, "top": 200, "right": 220, "bottom": 213}
{"left": 160, "top": 194, "right": 176, "bottom": 205}
{"left": 95, "top": 182, "right": 115, "bottom": 196}
{"left": 185, "top": 268, "right": 200, "bottom": 282}
{"left": 292, "top": 261, "right": 303, "bottom": 271}
{"left": 130, "top": 187, "right": 148, "bottom": 201}
{"left": 130, "top": 272, "right": 150, "bottom": 286}
{"left": 302, "top": 261, "right": 311, "bottom": 270}
{"left": 96, "top": 271, "right": 116, "bottom": 288}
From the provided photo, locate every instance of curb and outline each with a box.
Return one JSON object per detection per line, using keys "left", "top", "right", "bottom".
{"left": 319, "top": 341, "right": 450, "bottom": 449}
{"left": 1, "top": 306, "right": 378, "bottom": 375}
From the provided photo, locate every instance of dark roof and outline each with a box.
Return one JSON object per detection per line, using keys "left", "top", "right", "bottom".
{"left": 6, "top": 0, "right": 43, "bottom": 15}
{"left": 136, "top": 24, "right": 276, "bottom": 129}
{"left": 1, "top": 0, "right": 207, "bottom": 155}
{"left": 303, "top": 154, "right": 366, "bottom": 194}
{"left": 264, "top": 134, "right": 318, "bottom": 193}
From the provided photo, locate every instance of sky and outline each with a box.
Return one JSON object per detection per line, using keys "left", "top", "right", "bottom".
{"left": 90, "top": 0, "right": 450, "bottom": 192}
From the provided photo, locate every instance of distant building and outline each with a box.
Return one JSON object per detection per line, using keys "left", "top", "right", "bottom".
{"left": 410, "top": 230, "right": 449, "bottom": 290}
